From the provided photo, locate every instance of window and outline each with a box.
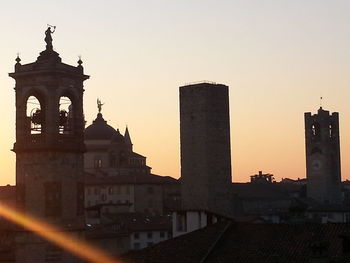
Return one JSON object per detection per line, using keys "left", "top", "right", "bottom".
{"left": 176, "top": 213, "right": 187, "bottom": 232}
{"left": 147, "top": 232, "right": 153, "bottom": 239}
{"left": 133, "top": 243, "right": 140, "bottom": 250}
{"left": 329, "top": 124, "right": 334, "bottom": 138}
{"left": 311, "top": 123, "right": 320, "bottom": 140}
{"left": 116, "top": 186, "right": 121, "bottom": 195}
{"left": 58, "top": 96, "right": 73, "bottom": 134}
{"left": 26, "top": 95, "right": 44, "bottom": 134}
{"left": 108, "top": 187, "right": 113, "bottom": 194}
{"left": 134, "top": 233, "right": 139, "bottom": 239}
{"left": 160, "top": 232, "right": 165, "bottom": 238}
{"left": 94, "top": 188, "right": 100, "bottom": 195}
{"left": 126, "top": 185, "right": 130, "bottom": 194}
{"left": 94, "top": 158, "right": 102, "bottom": 168}
{"left": 147, "top": 242, "right": 153, "bottom": 247}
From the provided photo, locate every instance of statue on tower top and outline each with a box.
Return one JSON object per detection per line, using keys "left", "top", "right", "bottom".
{"left": 97, "top": 98, "right": 104, "bottom": 113}
{"left": 45, "top": 25, "right": 56, "bottom": 50}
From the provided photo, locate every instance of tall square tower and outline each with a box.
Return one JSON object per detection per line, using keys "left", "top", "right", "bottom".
{"left": 180, "top": 82, "right": 232, "bottom": 215}
{"left": 305, "top": 107, "right": 342, "bottom": 204}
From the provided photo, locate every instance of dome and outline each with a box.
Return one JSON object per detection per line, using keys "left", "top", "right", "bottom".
{"left": 111, "top": 129, "right": 125, "bottom": 143}
{"left": 85, "top": 113, "right": 117, "bottom": 140}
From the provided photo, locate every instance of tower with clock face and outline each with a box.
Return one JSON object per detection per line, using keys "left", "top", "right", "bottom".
{"left": 305, "top": 107, "right": 342, "bottom": 204}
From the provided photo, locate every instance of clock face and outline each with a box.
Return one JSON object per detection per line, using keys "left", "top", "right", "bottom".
{"left": 311, "top": 159, "right": 322, "bottom": 171}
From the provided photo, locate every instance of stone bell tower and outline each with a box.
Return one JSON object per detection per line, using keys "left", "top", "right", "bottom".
{"left": 9, "top": 27, "right": 89, "bottom": 225}
{"left": 305, "top": 107, "right": 342, "bottom": 204}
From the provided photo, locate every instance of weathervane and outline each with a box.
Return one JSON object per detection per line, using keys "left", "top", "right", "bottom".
{"left": 97, "top": 98, "right": 104, "bottom": 113}
{"left": 45, "top": 24, "right": 56, "bottom": 50}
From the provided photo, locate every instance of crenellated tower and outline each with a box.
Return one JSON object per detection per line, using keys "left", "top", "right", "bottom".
{"left": 305, "top": 107, "right": 342, "bottom": 204}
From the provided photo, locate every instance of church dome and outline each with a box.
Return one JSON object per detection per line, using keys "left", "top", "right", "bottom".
{"left": 85, "top": 113, "right": 117, "bottom": 140}
{"left": 111, "top": 129, "right": 125, "bottom": 143}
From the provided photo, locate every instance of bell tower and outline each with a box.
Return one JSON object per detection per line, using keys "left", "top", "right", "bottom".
{"left": 9, "top": 27, "right": 89, "bottom": 225}
{"left": 305, "top": 107, "right": 342, "bottom": 204}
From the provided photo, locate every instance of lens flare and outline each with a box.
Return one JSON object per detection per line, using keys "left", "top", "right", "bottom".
{"left": 0, "top": 203, "right": 121, "bottom": 263}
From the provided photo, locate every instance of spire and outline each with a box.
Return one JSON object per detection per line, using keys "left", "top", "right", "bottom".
{"left": 15, "top": 53, "right": 21, "bottom": 64}
{"left": 15, "top": 54, "right": 21, "bottom": 71}
{"left": 124, "top": 126, "right": 133, "bottom": 146}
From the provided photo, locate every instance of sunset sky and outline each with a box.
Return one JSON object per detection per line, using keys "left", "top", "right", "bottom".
{"left": 1, "top": 0, "right": 350, "bottom": 185}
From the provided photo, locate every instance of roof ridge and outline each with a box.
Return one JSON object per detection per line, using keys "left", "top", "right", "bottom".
{"left": 200, "top": 220, "right": 233, "bottom": 263}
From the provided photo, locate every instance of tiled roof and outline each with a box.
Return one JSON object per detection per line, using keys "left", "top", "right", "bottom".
{"left": 123, "top": 220, "right": 229, "bottom": 263}
{"left": 123, "top": 221, "right": 350, "bottom": 263}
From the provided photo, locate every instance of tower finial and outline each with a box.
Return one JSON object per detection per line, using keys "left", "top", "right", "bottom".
{"left": 77, "top": 55, "right": 83, "bottom": 66}
{"left": 320, "top": 96, "right": 323, "bottom": 109}
{"left": 45, "top": 25, "right": 56, "bottom": 50}
{"left": 15, "top": 53, "right": 21, "bottom": 64}
{"left": 97, "top": 98, "right": 104, "bottom": 113}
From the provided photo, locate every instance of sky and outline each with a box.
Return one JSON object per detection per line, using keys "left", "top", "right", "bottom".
{"left": 1, "top": 0, "right": 350, "bottom": 185}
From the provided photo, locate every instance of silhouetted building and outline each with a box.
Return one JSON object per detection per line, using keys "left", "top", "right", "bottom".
{"left": 9, "top": 27, "right": 88, "bottom": 263}
{"left": 83, "top": 111, "right": 181, "bottom": 217}
{"left": 84, "top": 113, "right": 150, "bottom": 176}
{"left": 173, "top": 82, "right": 233, "bottom": 237}
{"left": 179, "top": 82, "right": 232, "bottom": 215}
{"left": 250, "top": 171, "right": 275, "bottom": 183}
{"left": 305, "top": 107, "right": 342, "bottom": 204}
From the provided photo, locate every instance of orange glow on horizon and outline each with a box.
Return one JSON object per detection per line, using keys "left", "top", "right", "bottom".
{"left": 0, "top": 203, "right": 121, "bottom": 263}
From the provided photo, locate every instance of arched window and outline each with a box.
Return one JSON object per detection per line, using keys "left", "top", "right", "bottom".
{"left": 59, "top": 96, "right": 73, "bottom": 134}
{"left": 311, "top": 123, "right": 320, "bottom": 140}
{"left": 26, "top": 96, "right": 44, "bottom": 134}
{"left": 329, "top": 124, "right": 333, "bottom": 138}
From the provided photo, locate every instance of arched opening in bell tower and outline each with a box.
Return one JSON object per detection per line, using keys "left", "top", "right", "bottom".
{"left": 26, "top": 95, "right": 44, "bottom": 135}
{"left": 329, "top": 124, "right": 333, "bottom": 138}
{"left": 311, "top": 123, "right": 320, "bottom": 140}
{"left": 58, "top": 96, "right": 73, "bottom": 134}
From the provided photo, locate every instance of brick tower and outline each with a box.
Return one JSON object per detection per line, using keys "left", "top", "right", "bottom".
{"left": 305, "top": 107, "right": 342, "bottom": 204}
{"left": 9, "top": 27, "right": 89, "bottom": 262}
{"left": 179, "top": 82, "right": 232, "bottom": 216}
